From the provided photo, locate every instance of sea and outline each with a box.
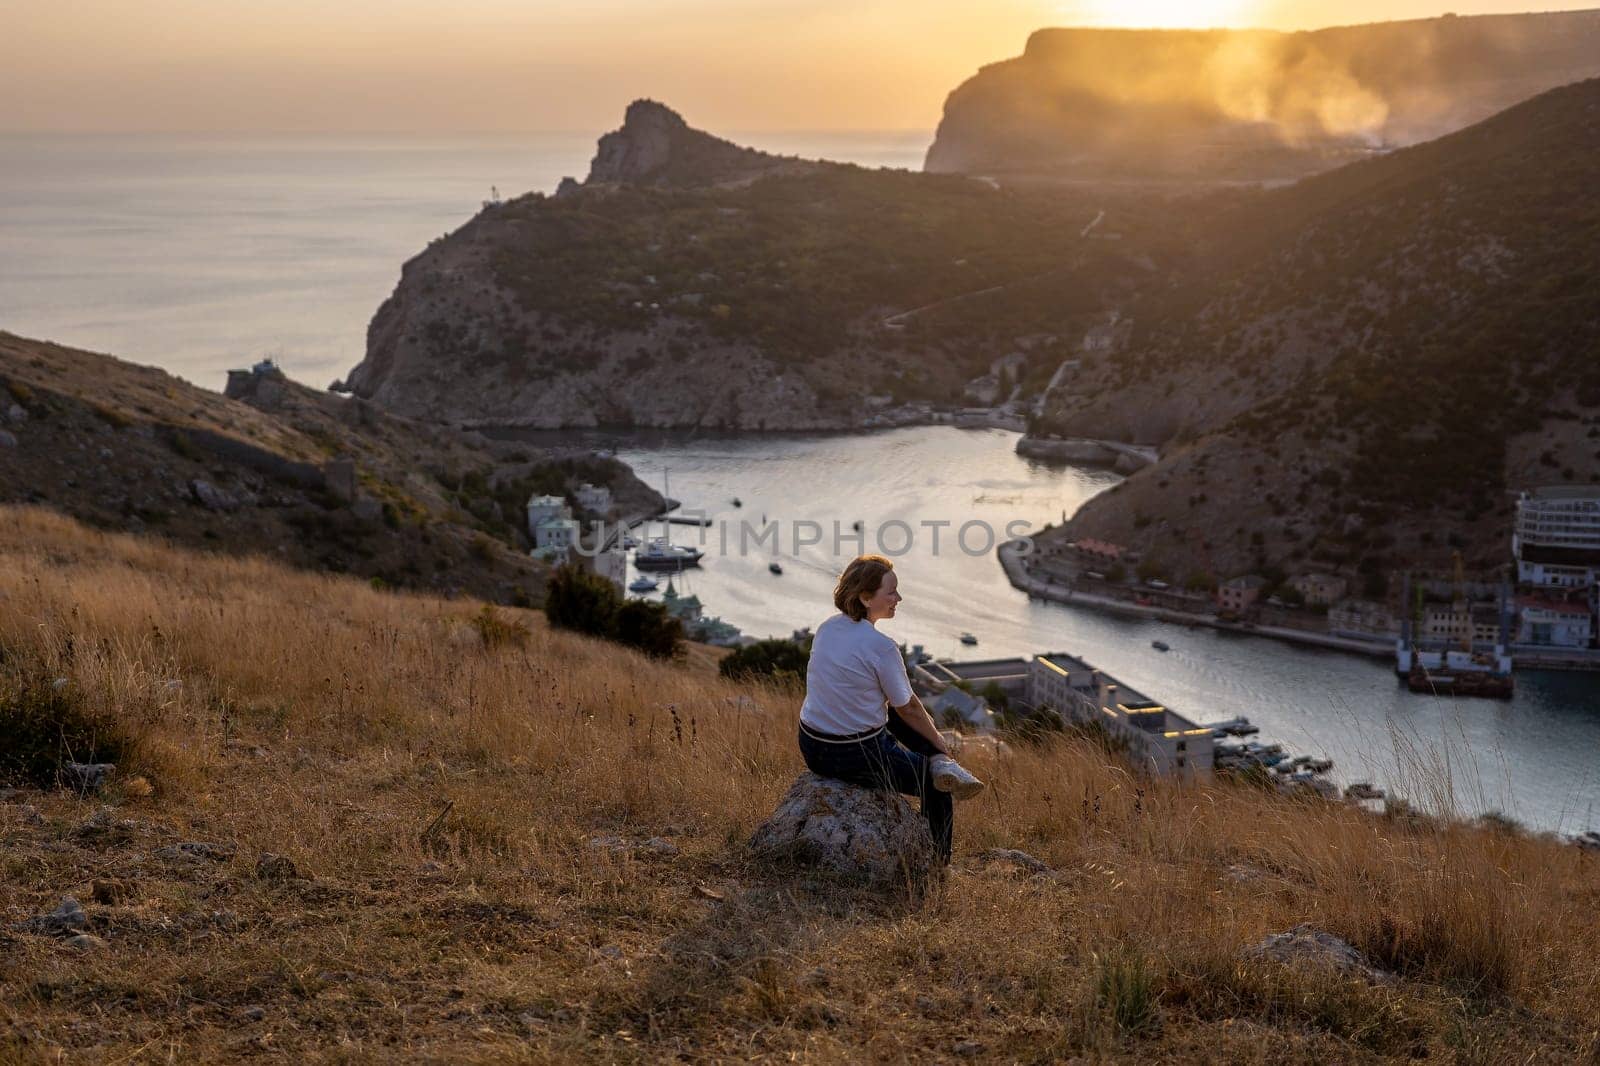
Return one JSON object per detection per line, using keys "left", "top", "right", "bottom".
{"left": 3, "top": 132, "right": 1598, "bottom": 833}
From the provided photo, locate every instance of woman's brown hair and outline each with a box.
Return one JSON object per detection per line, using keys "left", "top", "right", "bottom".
{"left": 834, "top": 554, "right": 895, "bottom": 622}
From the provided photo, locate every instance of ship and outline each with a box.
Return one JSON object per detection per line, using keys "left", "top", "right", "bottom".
{"left": 627, "top": 574, "right": 659, "bottom": 593}
{"left": 959, "top": 632, "right": 978, "bottom": 645}
{"left": 769, "top": 562, "right": 783, "bottom": 575}
{"left": 634, "top": 536, "right": 703, "bottom": 571}
{"left": 1394, "top": 571, "right": 1515, "bottom": 699}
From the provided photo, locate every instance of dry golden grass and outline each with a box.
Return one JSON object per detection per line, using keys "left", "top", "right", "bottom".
{"left": 2, "top": 504, "right": 1599, "bottom": 1063}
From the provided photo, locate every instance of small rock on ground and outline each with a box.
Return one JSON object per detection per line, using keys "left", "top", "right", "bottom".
{"left": 255, "top": 853, "right": 303, "bottom": 881}
{"left": 975, "top": 847, "right": 1053, "bottom": 875}
{"left": 20, "top": 897, "right": 88, "bottom": 936}
{"left": 62, "top": 934, "right": 108, "bottom": 953}
{"left": 1245, "top": 923, "right": 1392, "bottom": 983}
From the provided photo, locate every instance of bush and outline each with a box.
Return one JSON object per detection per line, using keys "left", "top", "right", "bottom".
{"left": 0, "top": 677, "right": 133, "bottom": 788}
{"left": 543, "top": 564, "right": 618, "bottom": 637}
{"left": 610, "top": 599, "right": 684, "bottom": 660}
{"left": 719, "top": 638, "right": 809, "bottom": 684}
{"left": 471, "top": 605, "right": 530, "bottom": 649}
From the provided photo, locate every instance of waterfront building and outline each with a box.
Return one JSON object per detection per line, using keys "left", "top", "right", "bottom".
{"left": 1328, "top": 599, "right": 1399, "bottom": 639}
{"left": 1290, "top": 572, "right": 1348, "bottom": 606}
{"left": 1217, "top": 574, "right": 1267, "bottom": 612}
{"left": 1073, "top": 538, "right": 1126, "bottom": 565}
{"left": 1026, "top": 653, "right": 1213, "bottom": 779}
{"left": 926, "top": 686, "right": 992, "bottom": 731}
{"left": 1516, "top": 596, "right": 1594, "bottom": 648}
{"left": 1513, "top": 486, "right": 1600, "bottom": 590}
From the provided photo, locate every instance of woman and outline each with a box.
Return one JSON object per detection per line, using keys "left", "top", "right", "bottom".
{"left": 798, "top": 554, "right": 984, "bottom": 865}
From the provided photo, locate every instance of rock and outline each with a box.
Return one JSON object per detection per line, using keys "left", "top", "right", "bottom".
{"left": 1244, "top": 924, "right": 1392, "bottom": 983}
{"left": 72, "top": 807, "right": 137, "bottom": 843}
{"left": 255, "top": 853, "right": 303, "bottom": 881}
{"left": 0, "top": 429, "right": 16, "bottom": 448}
{"left": 953, "top": 1040, "right": 985, "bottom": 1057}
{"left": 154, "top": 841, "right": 237, "bottom": 864}
{"left": 20, "top": 896, "right": 88, "bottom": 936}
{"left": 15, "top": 804, "right": 46, "bottom": 827}
{"left": 240, "top": 1006, "right": 266, "bottom": 1022}
{"left": 554, "top": 176, "right": 582, "bottom": 199}
{"left": 691, "top": 884, "right": 724, "bottom": 901}
{"left": 976, "top": 847, "right": 1053, "bottom": 875}
{"left": 747, "top": 772, "right": 939, "bottom": 893}
{"left": 62, "top": 762, "right": 116, "bottom": 792}
{"left": 189, "top": 479, "right": 240, "bottom": 512}
{"left": 5, "top": 403, "right": 25, "bottom": 424}
{"left": 62, "top": 933, "right": 108, "bottom": 953}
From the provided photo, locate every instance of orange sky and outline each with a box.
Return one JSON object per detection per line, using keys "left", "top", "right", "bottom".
{"left": 4, "top": 1, "right": 1593, "bottom": 133}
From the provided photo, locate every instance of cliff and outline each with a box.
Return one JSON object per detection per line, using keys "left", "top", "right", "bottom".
{"left": 342, "top": 102, "right": 1173, "bottom": 430}
{"left": 1031, "top": 78, "right": 1600, "bottom": 583}
{"left": 925, "top": 10, "right": 1600, "bottom": 184}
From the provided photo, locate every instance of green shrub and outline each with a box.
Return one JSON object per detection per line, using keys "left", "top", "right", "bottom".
{"left": 610, "top": 599, "right": 684, "bottom": 660}
{"left": 1095, "top": 947, "right": 1159, "bottom": 1035}
{"left": 542, "top": 564, "right": 619, "bottom": 637}
{"left": 0, "top": 677, "right": 133, "bottom": 788}
{"left": 719, "top": 638, "right": 809, "bottom": 684}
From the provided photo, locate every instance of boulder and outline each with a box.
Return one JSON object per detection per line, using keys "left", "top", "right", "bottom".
{"left": 20, "top": 896, "right": 88, "bottom": 936}
{"left": 0, "top": 429, "right": 16, "bottom": 448}
{"left": 748, "top": 772, "right": 938, "bottom": 892}
{"left": 62, "top": 762, "right": 116, "bottom": 792}
{"left": 1244, "top": 924, "right": 1392, "bottom": 983}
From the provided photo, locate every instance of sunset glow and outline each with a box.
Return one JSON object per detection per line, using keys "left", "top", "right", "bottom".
{"left": 1070, "top": 0, "right": 1259, "bottom": 29}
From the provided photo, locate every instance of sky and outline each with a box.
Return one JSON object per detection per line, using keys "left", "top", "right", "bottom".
{"left": 4, "top": 1, "right": 1592, "bottom": 133}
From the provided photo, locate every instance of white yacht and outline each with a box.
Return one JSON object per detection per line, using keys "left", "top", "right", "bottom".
{"left": 634, "top": 536, "right": 703, "bottom": 571}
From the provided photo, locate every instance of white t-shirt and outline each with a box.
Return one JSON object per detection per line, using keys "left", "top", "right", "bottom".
{"left": 799, "top": 613, "right": 915, "bottom": 734}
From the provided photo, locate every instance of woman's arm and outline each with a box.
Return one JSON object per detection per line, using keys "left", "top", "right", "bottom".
{"left": 890, "top": 694, "right": 950, "bottom": 756}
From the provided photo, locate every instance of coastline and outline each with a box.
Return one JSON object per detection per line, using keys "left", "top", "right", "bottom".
{"left": 996, "top": 538, "right": 1394, "bottom": 661}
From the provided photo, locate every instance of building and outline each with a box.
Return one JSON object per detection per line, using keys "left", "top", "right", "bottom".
{"left": 926, "top": 686, "right": 992, "bottom": 732}
{"left": 1516, "top": 596, "right": 1594, "bottom": 648}
{"left": 1290, "top": 572, "right": 1347, "bottom": 607}
{"left": 575, "top": 544, "right": 627, "bottom": 594}
{"left": 1026, "top": 653, "right": 1212, "bottom": 779}
{"left": 1073, "top": 539, "right": 1126, "bottom": 566}
{"left": 526, "top": 494, "right": 569, "bottom": 536}
{"left": 1217, "top": 575, "right": 1268, "bottom": 613}
{"left": 1513, "top": 486, "right": 1600, "bottom": 590}
{"left": 915, "top": 657, "right": 1031, "bottom": 705}
{"left": 1328, "top": 600, "right": 1399, "bottom": 639}
{"left": 574, "top": 482, "right": 612, "bottom": 516}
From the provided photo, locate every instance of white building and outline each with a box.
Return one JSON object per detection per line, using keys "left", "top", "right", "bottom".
{"left": 1513, "top": 486, "right": 1600, "bottom": 589}
{"left": 926, "top": 686, "right": 992, "bottom": 732}
{"left": 1516, "top": 596, "right": 1594, "bottom": 648}
{"left": 526, "top": 494, "right": 569, "bottom": 536}
{"left": 574, "top": 482, "right": 612, "bottom": 516}
{"left": 1027, "top": 653, "right": 1212, "bottom": 779}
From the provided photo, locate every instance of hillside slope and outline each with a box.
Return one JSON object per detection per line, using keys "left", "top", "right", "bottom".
{"left": 1036, "top": 78, "right": 1600, "bottom": 581}
{"left": 340, "top": 102, "right": 1188, "bottom": 430}
{"left": 926, "top": 10, "right": 1600, "bottom": 184}
{"left": 0, "top": 332, "right": 660, "bottom": 601}
{"left": 2, "top": 507, "right": 1598, "bottom": 1061}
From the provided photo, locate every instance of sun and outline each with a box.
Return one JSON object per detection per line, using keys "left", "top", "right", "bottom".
{"left": 1067, "top": 0, "right": 1257, "bottom": 29}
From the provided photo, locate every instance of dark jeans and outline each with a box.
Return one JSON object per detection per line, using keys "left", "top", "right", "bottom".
{"left": 798, "top": 716, "right": 952, "bottom": 864}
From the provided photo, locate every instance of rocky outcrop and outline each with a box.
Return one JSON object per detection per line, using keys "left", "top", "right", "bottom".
{"left": 749, "top": 773, "right": 938, "bottom": 893}
{"left": 926, "top": 11, "right": 1600, "bottom": 184}
{"left": 587, "top": 100, "right": 816, "bottom": 189}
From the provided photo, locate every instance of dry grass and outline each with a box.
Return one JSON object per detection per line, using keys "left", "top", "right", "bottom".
{"left": 1, "top": 504, "right": 1598, "bottom": 1063}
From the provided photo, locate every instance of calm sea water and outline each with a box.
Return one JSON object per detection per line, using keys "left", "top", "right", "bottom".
{"left": 5, "top": 134, "right": 1598, "bottom": 834}
{"left": 588, "top": 427, "right": 1600, "bottom": 835}
{"left": 0, "top": 131, "right": 929, "bottom": 390}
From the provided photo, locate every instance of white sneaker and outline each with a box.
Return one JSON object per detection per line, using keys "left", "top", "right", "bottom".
{"left": 929, "top": 754, "right": 985, "bottom": 800}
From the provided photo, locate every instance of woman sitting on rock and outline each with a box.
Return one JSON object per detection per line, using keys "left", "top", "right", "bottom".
{"left": 798, "top": 554, "right": 984, "bottom": 865}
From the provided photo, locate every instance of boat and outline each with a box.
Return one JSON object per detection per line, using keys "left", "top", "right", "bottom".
{"left": 959, "top": 632, "right": 979, "bottom": 645}
{"left": 634, "top": 537, "right": 703, "bottom": 571}
{"left": 732, "top": 497, "right": 742, "bottom": 507}
{"left": 852, "top": 520, "right": 863, "bottom": 532}
{"left": 1151, "top": 640, "right": 1170, "bottom": 651}
{"left": 627, "top": 575, "right": 659, "bottom": 593}
{"left": 1345, "top": 782, "right": 1385, "bottom": 800}
{"left": 769, "top": 562, "right": 783, "bottom": 575}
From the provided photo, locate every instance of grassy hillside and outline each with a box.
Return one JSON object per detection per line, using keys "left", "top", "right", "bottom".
{"left": 0, "top": 332, "right": 660, "bottom": 603}
{"left": 1041, "top": 78, "right": 1600, "bottom": 581}
{"left": 3, "top": 506, "right": 1597, "bottom": 1062}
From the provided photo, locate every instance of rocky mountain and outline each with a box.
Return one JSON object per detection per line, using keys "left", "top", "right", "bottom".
{"left": 341, "top": 101, "right": 1182, "bottom": 430}
{"left": 1034, "top": 78, "right": 1600, "bottom": 584}
{"left": 0, "top": 332, "right": 660, "bottom": 602}
{"left": 926, "top": 10, "right": 1600, "bottom": 184}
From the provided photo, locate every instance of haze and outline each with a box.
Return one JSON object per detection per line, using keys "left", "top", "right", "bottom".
{"left": 5, "top": 0, "right": 1595, "bottom": 133}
